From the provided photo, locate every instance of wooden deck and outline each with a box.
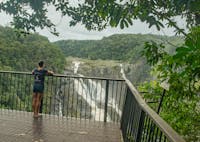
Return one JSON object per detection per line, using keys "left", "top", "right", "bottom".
{"left": 0, "top": 110, "right": 122, "bottom": 142}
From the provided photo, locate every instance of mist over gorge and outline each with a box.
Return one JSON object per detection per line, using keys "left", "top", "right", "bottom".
{"left": 64, "top": 57, "right": 150, "bottom": 85}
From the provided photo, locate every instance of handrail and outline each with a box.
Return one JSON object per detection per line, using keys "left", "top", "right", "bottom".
{"left": 0, "top": 71, "right": 126, "bottom": 123}
{"left": 0, "top": 70, "right": 186, "bottom": 142}
{"left": 0, "top": 70, "right": 125, "bottom": 81}
{"left": 124, "top": 77, "right": 185, "bottom": 142}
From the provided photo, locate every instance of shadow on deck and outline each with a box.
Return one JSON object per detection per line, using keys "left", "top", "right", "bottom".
{"left": 0, "top": 110, "right": 122, "bottom": 142}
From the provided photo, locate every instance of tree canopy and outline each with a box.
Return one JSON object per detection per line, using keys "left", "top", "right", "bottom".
{"left": 0, "top": 0, "right": 199, "bottom": 35}
{"left": 0, "top": 26, "right": 65, "bottom": 72}
{"left": 54, "top": 34, "right": 183, "bottom": 61}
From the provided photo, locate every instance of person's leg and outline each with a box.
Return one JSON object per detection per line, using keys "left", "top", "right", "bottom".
{"left": 38, "top": 93, "right": 43, "bottom": 114}
{"left": 35, "top": 93, "right": 42, "bottom": 117}
{"left": 39, "top": 97, "right": 43, "bottom": 113}
{"left": 32, "top": 93, "right": 37, "bottom": 116}
{"left": 39, "top": 85, "right": 44, "bottom": 113}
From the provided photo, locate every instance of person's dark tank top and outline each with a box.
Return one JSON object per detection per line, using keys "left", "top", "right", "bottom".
{"left": 33, "top": 68, "right": 48, "bottom": 85}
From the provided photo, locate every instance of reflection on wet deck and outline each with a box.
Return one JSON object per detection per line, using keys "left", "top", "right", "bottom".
{"left": 0, "top": 110, "right": 122, "bottom": 142}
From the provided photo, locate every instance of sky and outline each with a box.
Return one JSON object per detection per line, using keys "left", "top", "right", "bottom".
{"left": 0, "top": 5, "right": 186, "bottom": 42}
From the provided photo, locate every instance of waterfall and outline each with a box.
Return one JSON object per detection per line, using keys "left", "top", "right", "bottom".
{"left": 73, "top": 61, "right": 80, "bottom": 74}
{"left": 73, "top": 78, "right": 110, "bottom": 121}
{"left": 120, "top": 64, "right": 126, "bottom": 78}
{"left": 72, "top": 61, "right": 110, "bottom": 121}
{"left": 53, "top": 61, "right": 123, "bottom": 122}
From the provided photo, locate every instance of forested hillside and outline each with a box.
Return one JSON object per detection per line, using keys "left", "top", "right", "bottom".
{"left": 0, "top": 26, "right": 65, "bottom": 73}
{"left": 54, "top": 34, "right": 183, "bottom": 62}
{"left": 54, "top": 34, "right": 183, "bottom": 83}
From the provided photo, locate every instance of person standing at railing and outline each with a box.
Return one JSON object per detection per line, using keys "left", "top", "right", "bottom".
{"left": 32, "top": 61, "right": 54, "bottom": 118}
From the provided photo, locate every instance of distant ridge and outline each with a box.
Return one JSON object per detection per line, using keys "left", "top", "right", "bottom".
{"left": 54, "top": 34, "right": 183, "bottom": 61}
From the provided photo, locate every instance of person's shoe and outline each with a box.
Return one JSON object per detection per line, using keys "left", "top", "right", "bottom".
{"left": 33, "top": 114, "right": 39, "bottom": 118}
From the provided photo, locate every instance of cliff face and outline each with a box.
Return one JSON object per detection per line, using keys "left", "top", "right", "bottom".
{"left": 64, "top": 57, "right": 151, "bottom": 84}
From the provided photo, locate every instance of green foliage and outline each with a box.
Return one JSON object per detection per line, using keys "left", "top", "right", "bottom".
{"left": 55, "top": 34, "right": 182, "bottom": 84}
{"left": 54, "top": 34, "right": 183, "bottom": 62}
{"left": 0, "top": 26, "right": 65, "bottom": 73}
{"left": 0, "top": 26, "right": 66, "bottom": 115}
{"left": 0, "top": 0, "right": 59, "bottom": 35}
{"left": 143, "top": 26, "right": 200, "bottom": 96}
{"left": 139, "top": 80, "right": 200, "bottom": 141}
{"left": 142, "top": 42, "right": 167, "bottom": 66}
{"left": 141, "top": 27, "right": 200, "bottom": 141}
{"left": 0, "top": 0, "right": 199, "bottom": 35}
{"left": 138, "top": 81, "right": 163, "bottom": 111}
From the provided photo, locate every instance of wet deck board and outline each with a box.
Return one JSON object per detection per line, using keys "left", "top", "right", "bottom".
{"left": 0, "top": 110, "right": 122, "bottom": 142}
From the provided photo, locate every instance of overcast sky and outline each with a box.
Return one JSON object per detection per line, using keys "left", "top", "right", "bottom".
{"left": 0, "top": 5, "right": 186, "bottom": 42}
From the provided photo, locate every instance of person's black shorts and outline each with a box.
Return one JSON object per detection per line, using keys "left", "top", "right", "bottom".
{"left": 33, "top": 83, "right": 44, "bottom": 93}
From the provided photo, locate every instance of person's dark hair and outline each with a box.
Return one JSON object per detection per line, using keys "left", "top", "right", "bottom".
{"left": 38, "top": 61, "right": 44, "bottom": 67}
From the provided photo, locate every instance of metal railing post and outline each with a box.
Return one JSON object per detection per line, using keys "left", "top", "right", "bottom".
{"left": 157, "top": 89, "right": 166, "bottom": 114}
{"left": 136, "top": 110, "right": 145, "bottom": 142}
{"left": 104, "top": 80, "right": 109, "bottom": 122}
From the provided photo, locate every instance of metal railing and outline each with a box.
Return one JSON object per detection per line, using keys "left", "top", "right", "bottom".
{"left": 0, "top": 71, "right": 185, "bottom": 142}
{"left": 121, "top": 78, "right": 185, "bottom": 142}
{"left": 0, "top": 71, "right": 126, "bottom": 123}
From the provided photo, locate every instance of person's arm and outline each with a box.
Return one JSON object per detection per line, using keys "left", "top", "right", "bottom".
{"left": 32, "top": 69, "right": 35, "bottom": 75}
{"left": 47, "top": 70, "right": 54, "bottom": 75}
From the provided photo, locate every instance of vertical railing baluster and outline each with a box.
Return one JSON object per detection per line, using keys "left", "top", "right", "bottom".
{"left": 94, "top": 79, "right": 97, "bottom": 121}
{"left": 76, "top": 78, "right": 79, "bottom": 119}
{"left": 145, "top": 117, "right": 151, "bottom": 141}
{"left": 120, "top": 86, "right": 128, "bottom": 129}
{"left": 71, "top": 77, "right": 74, "bottom": 118}
{"left": 89, "top": 78, "right": 92, "bottom": 120}
{"left": 159, "top": 131, "right": 163, "bottom": 142}
{"left": 16, "top": 73, "right": 19, "bottom": 110}
{"left": 45, "top": 76, "right": 49, "bottom": 114}
{"left": 10, "top": 73, "right": 12, "bottom": 110}
{"left": 126, "top": 96, "right": 134, "bottom": 141}
{"left": 67, "top": 77, "right": 70, "bottom": 118}
{"left": 114, "top": 81, "right": 119, "bottom": 122}
{"left": 164, "top": 135, "right": 167, "bottom": 142}
{"left": 125, "top": 92, "right": 132, "bottom": 142}
{"left": 141, "top": 116, "right": 148, "bottom": 142}
{"left": 11, "top": 73, "right": 15, "bottom": 111}
{"left": 24, "top": 74, "right": 27, "bottom": 111}
{"left": 150, "top": 124, "right": 156, "bottom": 142}
{"left": 6, "top": 72, "right": 9, "bottom": 109}
{"left": 111, "top": 80, "right": 114, "bottom": 121}
{"left": 136, "top": 110, "right": 145, "bottom": 142}
{"left": 80, "top": 78, "right": 83, "bottom": 120}
{"left": 28, "top": 74, "right": 31, "bottom": 112}
{"left": 63, "top": 77, "right": 66, "bottom": 117}
{"left": 23, "top": 74, "right": 26, "bottom": 111}
{"left": 153, "top": 127, "right": 159, "bottom": 142}
{"left": 54, "top": 76, "right": 56, "bottom": 115}
{"left": 99, "top": 80, "right": 102, "bottom": 121}
{"left": 104, "top": 80, "right": 109, "bottom": 122}
{"left": 117, "top": 81, "right": 123, "bottom": 123}
{"left": 60, "top": 77, "right": 63, "bottom": 117}
{"left": 0, "top": 72, "right": 3, "bottom": 108}
{"left": 20, "top": 73, "right": 21, "bottom": 111}
{"left": 49, "top": 76, "right": 53, "bottom": 115}
{"left": 85, "top": 79, "right": 88, "bottom": 119}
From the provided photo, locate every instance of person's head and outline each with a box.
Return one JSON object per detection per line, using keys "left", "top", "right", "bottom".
{"left": 38, "top": 60, "right": 44, "bottom": 68}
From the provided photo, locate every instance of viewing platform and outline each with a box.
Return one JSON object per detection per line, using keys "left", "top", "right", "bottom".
{"left": 0, "top": 109, "right": 121, "bottom": 142}
{"left": 0, "top": 71, "right": 185, "bottom": 142}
